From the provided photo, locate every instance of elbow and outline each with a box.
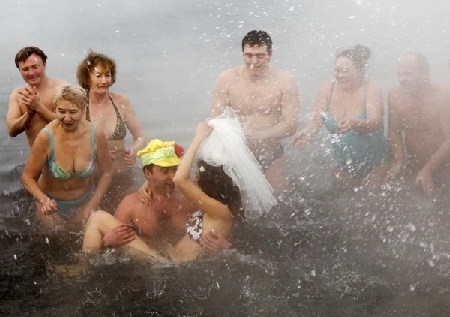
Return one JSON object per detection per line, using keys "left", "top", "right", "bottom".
{"left": 7, "top": 126, "right": 18, "bottom": 137}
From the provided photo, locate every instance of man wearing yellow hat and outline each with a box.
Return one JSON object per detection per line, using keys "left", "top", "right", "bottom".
{"left": 83, "top": 139, "right": 228, "bottom": 254}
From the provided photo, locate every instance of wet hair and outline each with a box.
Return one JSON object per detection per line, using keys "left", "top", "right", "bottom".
{"left": 241, "top": 30, "right": 272, "bottom": 53}
{"left": 336, "top": 45, "right": 371, "bottom": 71}
{"left": 54, "top": 85, "right": 88, "bottom": 110}
{"left": 143, "top": 164, "right": 155, "bottom": 173}
{"left": 197, "top": 160, "right": 242, "bottom": 217}
{"left": 76, "top": 51, "right": 116, "bottom": 89}
{"left": 405, "top": 52, "right": 430, "bottom": 76}
{"left": 15, "top": 46, "right": 47, "bottom": 68}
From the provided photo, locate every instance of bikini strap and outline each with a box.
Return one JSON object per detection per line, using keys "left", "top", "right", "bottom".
{"left": 109, "top": 95, "right": 123, "bottom": 119}
{"left": 325, "top": 81, "right": 336, "bottom": 112}
{"left": 42, "top": 128, "right": 55, "bottom": 160}
{"left": 90, "top": 124, "right": 97, "bottom": 160}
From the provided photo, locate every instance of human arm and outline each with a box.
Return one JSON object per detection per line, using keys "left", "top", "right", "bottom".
{"left": 7, "top": 90, "right": 36, "bottom": 137}
{"left": 101, "top": 196, "right": 137, "bottom": 247}
{"left": 17, "top": 86, "right": 58, "bottom": 123}
{"left": 119, "top": 95, "right": 147, "bottom": 167}
{"left": 173, "top": 122, "right": 232, "bottom": 220}
{"left": 386, "top": 91, "right": 406, "bottom": 180}
{"left": 292, "top": 81, "right": 330, "bottom": 148}
{"left": 79, "top": 128, "right": 113, "bottom": 221}
{"left": 415, "top": 93, "right": 450, "bottom": 195}
{"left": 21, "top": 131, "right": 58, "bottom": 213}
{"left": 210, "top": 71, "right": 231, "bottom": 118}
{"left": 201, "top": 230, "right": 232, "bottom": 254}
{"left": 337, "top": 83, "right": 384, "bottom": 134}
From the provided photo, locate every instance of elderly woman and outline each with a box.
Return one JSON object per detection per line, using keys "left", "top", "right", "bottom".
{"left": 293, "top": 45, "right": 390, "bottom": 187}
{"left": 77, "top": 51, "right": 146, "bottom": 209}
{"left": 22, "top": 85, "right": 112, "bottom": 228}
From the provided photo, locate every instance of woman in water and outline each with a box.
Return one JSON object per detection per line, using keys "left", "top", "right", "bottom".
{"left": 293, "top": 45, "right": 390, "bottom": 187}
{"left": 22, "top": 85, "right": 112, "bottom": 228}
{"left": 82, "top": 109, "right": 275, "bottom": 262}
{"left": 77, "top": 51, "right": 146, "bottom": 209}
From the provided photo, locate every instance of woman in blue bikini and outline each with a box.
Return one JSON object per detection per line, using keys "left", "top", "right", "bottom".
{"left": 293, "top": 45, "right": 390, "bottom": 187}
{"left": 22, "top": 85, "right": 112, "bottom": 228}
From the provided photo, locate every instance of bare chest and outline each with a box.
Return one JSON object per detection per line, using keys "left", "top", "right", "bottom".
{"left": 396, "top": 98, "right": 441, "bottom": 133}
{"left": 228, "top": 79, "right": 283, "bottom": 116}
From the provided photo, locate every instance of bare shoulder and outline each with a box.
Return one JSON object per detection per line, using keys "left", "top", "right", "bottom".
{"left": 109, "top": 92, "right": 131, "bottom": 106}
{"left": 49, "top": 78, "right": 69, "bottom": 88}
{"left": 116, "top": 192, "right": 143, "bottom": 214}
{"left": 365, "top": 81, "right": 383, "bottom": 95}
{"left": 217, "top": 66, "right": 242, "bottom": 82}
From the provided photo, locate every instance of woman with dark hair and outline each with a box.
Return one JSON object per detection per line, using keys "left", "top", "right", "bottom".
{"left": 293, "top": 45, "right": 390, "bottom": 187}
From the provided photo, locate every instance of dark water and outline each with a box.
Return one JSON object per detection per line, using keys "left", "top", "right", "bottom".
{"left": 2, "top": 0, "right": 450, "bottom": 315}
{"left": 2, "top": 160, "right": 450, "bottom": 316}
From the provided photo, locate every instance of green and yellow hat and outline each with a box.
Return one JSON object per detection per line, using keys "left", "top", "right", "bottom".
{"left": 137, "top": 139, "right": 184, "bottom": 167}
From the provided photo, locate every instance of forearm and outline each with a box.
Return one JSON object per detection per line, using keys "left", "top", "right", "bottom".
{"left": 349, "top": 118, "right": 381, "bottom": 133}
{"left": 175, "top": 135, "right": 204, "bottom": 183}
{"left": 129, "top": 136, "right": 147, "bottom": 154}
{"left": 21, "top": 176, "right": 47, "bottom": 202}
{"left": 8, "top": 113, "right": 33, "bottom": 137}
{"left": 256, "top": 119, "right": 298, "bottom": 141}
{"left": 422, "top": 140, "right": 450, "bottom": 173}
{"left": 35, "top": 104, "right": 57, "bottom": 123}
{"left": 87, "top": 172, "right": 113, "bottom": 209}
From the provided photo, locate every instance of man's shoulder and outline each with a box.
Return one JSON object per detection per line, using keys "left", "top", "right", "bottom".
{"left": 47, "top": 78, "right": 69, "bottom": 89}
{"left": 218, "top": 66, "right": 242, "bottom": 78}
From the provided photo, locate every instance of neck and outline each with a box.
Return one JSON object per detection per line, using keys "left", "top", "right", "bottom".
{"left": 243, "top": 66, "right": 270, "bottom": 82}
{"left": 89, "top": 90, "right": 109, "bottom": 104}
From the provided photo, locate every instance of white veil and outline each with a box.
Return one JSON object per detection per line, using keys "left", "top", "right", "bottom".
{"left": 198, "top": 107, "right": 276, "bottom": 219}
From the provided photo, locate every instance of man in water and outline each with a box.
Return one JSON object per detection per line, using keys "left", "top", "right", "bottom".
{"left": 83, "top": 140, "right": 228, "bottom": 253}
{"left": 387, "top": 53, "right": 450, "bottom": 196}
{"left": 210, "top": 30, "right": 300, "bottom": 192}
{"left": 7, "top": 46, "right": 68, "bottom": 147}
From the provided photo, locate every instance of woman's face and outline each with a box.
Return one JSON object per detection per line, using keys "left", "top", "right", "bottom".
{"left": 334, "top": 56, "right": 363, "bottom": 88}
{"left": 88, "top": 64, "right": 112, "bottom": 94}
{"left": 56, "top": 99, "right": 84, "bottom": 131}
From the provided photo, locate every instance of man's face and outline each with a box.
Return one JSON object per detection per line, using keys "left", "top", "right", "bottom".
{"left": 242, "top": 44, "right": 271, "bottom": 74}
{"left": 18, "top": 53, "right": 46, "bottom": 86}
{"left": 146, "top": 165, "right": 178, "bottom": 195}
{"left": 397, "top": 55, "right": 426, "bottom": 92}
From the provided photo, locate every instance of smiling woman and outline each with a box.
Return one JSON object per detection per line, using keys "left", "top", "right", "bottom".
{"left": 77, "top": 51, "right": 147, "bottom": 212}
{"left": 21, "top": 85, "right": 113, "bottom": 229}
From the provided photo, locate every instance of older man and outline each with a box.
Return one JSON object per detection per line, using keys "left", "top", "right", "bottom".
{"left": 7, "top": 46, "right": 68, "bottom": 146}
{"left": 387, "top": 53, "right": 450, "bottom": 196}
{"left": 210, "top": 30, "right": 300, "bottom": 192}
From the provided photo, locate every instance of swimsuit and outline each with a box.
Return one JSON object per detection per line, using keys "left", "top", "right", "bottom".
{"left": 186, "top": 210, "right": 204, "bottom": 243}
{"left": 47, "top": 186, "right": 95, "bottom": 217}
{"left": 323, "top": 84, "right": 390, "bottom": 178}
{"left": 86, "top": 95, "right": 127, "bottom": 140}
{"left": 42, "top": 126, "right": 96, "bottom": 217}
{"left": 247, "top": 141, "right": 284, "bottom": 172}
{"left": 43, "top": 125, "right": 96, "bottom": 180}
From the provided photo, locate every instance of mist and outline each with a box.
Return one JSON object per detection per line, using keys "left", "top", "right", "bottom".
{"left": 1, "top": 0, "right": 450, "bottom": 152}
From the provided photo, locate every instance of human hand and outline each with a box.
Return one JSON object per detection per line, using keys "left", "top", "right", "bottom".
{"left": 291, "top": 129, "right": 309, "bottom": 149}
{"left": 102, "top": 224, "right": 136, "bottom": 247}
{"left": 108, "top": 149, "right": 117, "bottom": 161}
{"left": 123, "top": 148, "right": 136, "bottom": 168}
{"left": 37, "top": 197, "right": 58, "bottom": 215}
{"left": 196, "top": 121, "right": 213, "bottom": 139}
{"left": 18, "top": 86, "right": 41, "bottom": 112}
{"left": 138, "top": 180, "right": 153, "bottom": 204}
{"left": 201, "top": 230, "right": 232, "bottom": 254}
{"left": 336, "top": 118, "right": 352, "bottom": 134}
{"left": 415, "top": 168, "right": 436, "bottom": 196}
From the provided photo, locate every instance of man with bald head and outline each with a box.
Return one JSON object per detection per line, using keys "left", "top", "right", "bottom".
{"left": 387, "top": 53, "right": 450, "bottom": 196}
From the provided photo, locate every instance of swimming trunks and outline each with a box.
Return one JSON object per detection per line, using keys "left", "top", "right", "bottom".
{"left": 43, "top": 125, "right": 96, "bottom": 180}
{"left": 186, "top": 210, "right": 204, "bottom": 243}
{"left": 247, "top": 141, "right": 284, "bottom": 172}
{"left": 86, "top": 95, "right": 127, "bottom": 140}
{"left": 47, "top": 186, "right": 95, "bottom": 217}
{"left": 323, "top": 83, "right": 390, "bottom": 178}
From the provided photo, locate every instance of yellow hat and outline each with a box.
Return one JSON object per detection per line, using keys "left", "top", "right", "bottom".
{"left": 137, "top": 139, "right": 183, "bottom": 167}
